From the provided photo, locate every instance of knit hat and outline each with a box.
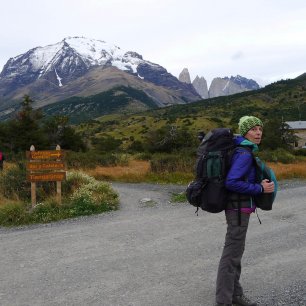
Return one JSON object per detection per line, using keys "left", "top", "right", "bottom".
{"left": 238, "top": 116, "right": 263, "bottom": 136}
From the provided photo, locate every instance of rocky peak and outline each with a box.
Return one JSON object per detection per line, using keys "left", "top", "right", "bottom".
{"left": 178, "top": 68, "right": 191, "bottom": 84}
{"left": 192, "top": 76, "right": 209, "bottom": 99}
{"left": 208, "top": 75, "right": 260, "bottom": 98}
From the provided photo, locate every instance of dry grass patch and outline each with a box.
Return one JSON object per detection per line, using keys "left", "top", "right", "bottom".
{"left": 86, "top": 160, "right": 150, "bottom": 182}
{"left": 268, "top": 161, "right": 306, "bottom": 180}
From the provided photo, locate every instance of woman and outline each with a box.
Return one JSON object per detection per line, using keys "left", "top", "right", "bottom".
{"left": 215, "top": 116, "right": 274, "bottom": 306}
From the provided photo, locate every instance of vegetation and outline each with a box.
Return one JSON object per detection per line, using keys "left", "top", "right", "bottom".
{"left": 72, "top": 75, "right": 306, "bottom": 156}
{"left": 1, "top": 74, "right": 306, "bottom": 227}
{"left": 0, "top": 95, "right": 86, "bottom": 153}
{"left": 0, "top": 167, "right": 119, "bottom": 227}
{"left": 41, "top": 86, "right": 158, "bottom": 124}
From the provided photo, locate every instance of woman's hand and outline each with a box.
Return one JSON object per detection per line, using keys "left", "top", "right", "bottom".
{"left": 261, "top": 179, "right": 275, "bottom": 193}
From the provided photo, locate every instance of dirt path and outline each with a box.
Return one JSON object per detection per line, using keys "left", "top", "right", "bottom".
{"left": 0, "top": 182, "right": 305, "bottom": 306}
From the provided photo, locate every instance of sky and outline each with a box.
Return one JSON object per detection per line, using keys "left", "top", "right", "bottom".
{"left": 1, "top": 0, "right": 306, "bottom": 86}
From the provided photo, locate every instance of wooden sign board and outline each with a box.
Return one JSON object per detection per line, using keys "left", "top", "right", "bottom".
{"left": 26, "top": 150, "right": 65, "bottom": 160}
{"left": 27, "top": 172, "right": 66, "bottom": 182}
{"left": 26, "top": 161, "right": 66, "bottom": 171}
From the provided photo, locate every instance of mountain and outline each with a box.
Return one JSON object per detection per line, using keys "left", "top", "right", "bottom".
{"left": 0, "top": 37, "right": 200, "bottom": 119}
{"left": 192, "top": 76, "right": 209, "bottom": 99}
{"left": 209, "top": 75, "right": 260, "bottom": 98}
{"left": 178, "top": 68, "right": 260, "bottom": 98}
{"left": 178, "top": 68, "right": 191, "bottom": 84}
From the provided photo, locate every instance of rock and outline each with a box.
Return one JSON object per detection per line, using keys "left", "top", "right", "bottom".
{"left": 178, "top": 68, "right": 191, "bottom": 84}
{"left": 208, "top": 76, "right": 260, "bottom": 98}
{"left": 192, "top": 75, "right": 209, "bottom": 98}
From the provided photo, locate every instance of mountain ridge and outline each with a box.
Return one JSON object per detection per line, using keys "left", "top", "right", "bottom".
{"left": 0, "top": 37, "right": 200, "bottom": 118}
{"left": 178, "top": 68, "right": 260, "bottom": 98}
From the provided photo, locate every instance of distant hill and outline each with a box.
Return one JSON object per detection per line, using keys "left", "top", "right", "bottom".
{"left": 74, "top": 73, "right": 306, "bottom": 146}
{"left": 41, "top": 86, "right": 159, "bottom": 124}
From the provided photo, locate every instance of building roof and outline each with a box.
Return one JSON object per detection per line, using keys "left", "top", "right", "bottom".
{"left": 285, "top": 121, "right": 306, "bottom": 130}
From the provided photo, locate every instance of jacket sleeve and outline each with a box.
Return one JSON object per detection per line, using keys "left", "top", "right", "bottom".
{"left": 225, "top": 150, "right": 262, "bottom": 195}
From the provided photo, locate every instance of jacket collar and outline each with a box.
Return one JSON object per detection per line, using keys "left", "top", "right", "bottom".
{"left": 234, "top": 135, "right": 259, "bottom": 152}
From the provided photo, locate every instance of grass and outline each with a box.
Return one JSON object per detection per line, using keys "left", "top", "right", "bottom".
{"left": 268, "top": 161, "right": 306, "bottom": 180}
{"left": 1, "top": 158, "right": 306, "bottom": 227}
{"left": 170, "top": 192, "right": 187, "bottom": 203}
{"left": 85, "top": 160, "right": 150, "bottom": 182}
{"left": 84, "top": 159, "right": 306, "bottom": 184}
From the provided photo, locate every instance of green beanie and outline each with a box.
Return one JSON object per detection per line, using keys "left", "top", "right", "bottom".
{"left": 238, "top": 116, "right": 263, "bottom": 136}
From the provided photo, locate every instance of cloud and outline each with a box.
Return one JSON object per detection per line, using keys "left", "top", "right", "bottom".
{"left": 231, "top": 52, "right": 244, "bottom": 61}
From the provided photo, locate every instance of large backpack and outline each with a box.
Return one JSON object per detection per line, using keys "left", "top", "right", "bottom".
{"left": 186, "top": 128, "right": 236, "bottom": 213}
{"left": 186, "top": 128, "right": 277, "bottom": 214}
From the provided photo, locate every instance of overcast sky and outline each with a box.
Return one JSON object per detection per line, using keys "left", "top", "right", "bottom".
{"left": 1, "top": 0, "right": 306, "bottom": 86}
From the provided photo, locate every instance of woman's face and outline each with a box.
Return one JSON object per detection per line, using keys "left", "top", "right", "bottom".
{"left": 244, "top": 125, "right": 263, "bottom": 144}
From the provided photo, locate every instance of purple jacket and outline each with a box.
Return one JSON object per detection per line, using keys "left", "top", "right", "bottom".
{"left": 225, "top": 136, "right": 263, "bottom": 213}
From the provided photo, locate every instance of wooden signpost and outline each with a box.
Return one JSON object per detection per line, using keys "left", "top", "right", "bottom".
{"left": 26, "top": 145, "right": 66, "bottom": 207}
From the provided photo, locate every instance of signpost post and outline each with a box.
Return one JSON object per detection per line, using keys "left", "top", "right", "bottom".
{"left": 26, "top": 145, "right": 66, "bottom": 207}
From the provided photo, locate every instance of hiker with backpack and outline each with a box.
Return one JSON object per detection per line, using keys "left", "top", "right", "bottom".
{"left": 215, "top": 116, "right": 274, "bottom": 306}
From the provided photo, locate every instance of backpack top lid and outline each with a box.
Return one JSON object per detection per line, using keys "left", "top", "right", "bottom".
{"left": 198, "top": 128, "right": 235, "bottom": 153}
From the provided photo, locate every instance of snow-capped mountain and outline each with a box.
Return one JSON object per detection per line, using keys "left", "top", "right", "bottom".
{"left": 1, "top": 37, "right": 152, "bottom": 88}
{"left": 0, "top": 37, "right": 200, "bottom": 116}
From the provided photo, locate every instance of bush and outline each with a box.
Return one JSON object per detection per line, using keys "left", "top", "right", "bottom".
{"left": 0, "top": 170, "right": 119, "bottom": 226}
{"left": 257, "top": 148, "right": 297, "bottom": 163}
{"left": 293, "top": 149, "right": 306, "bottom": 156}
{"left": 150, "top": 153, "right": 195, "bottom": 173}
{"left": 0, "top": 164, "right": 57, "bottom": 202}
{"left": 0, "top": 163, "right": 29, "bottom": 200}
{"left": 66, "top": 151, "right": 120, "bottom": 169}
{"left": 0, "top": 201, "right": 28, "bottom": 226}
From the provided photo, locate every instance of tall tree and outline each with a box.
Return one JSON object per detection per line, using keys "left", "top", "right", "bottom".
{"left": 10, "top": 95, "right": 47, "bottom": 152}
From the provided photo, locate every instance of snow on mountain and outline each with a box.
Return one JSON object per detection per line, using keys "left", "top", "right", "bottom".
{"left": 2, "top": 37, "right": 155, "bottom": 84}
{"left": 0, "top": 37, "right": 200, "bottom": 113}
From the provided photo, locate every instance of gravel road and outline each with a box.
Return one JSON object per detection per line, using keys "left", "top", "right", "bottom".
{"left": 0, "top": 181, "right": 305, "bottom": 306}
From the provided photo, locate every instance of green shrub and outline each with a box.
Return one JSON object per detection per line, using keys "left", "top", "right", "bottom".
{"left": 0, "top": 163, "right": 29, "bottom": 200}
{"left": 0, "top": 164, "right": 57, "bottom": 202}
{"left": 0, "top": 170, "right": 119, "bottom": 226}
{"left": 257, "top": 148, "right": 297, "bottom": 163}
{"left": 0, "top": 202, "right": 28, "bottom": 226}
{"left": 293, "top": 149, "right": 306, "bottom": 156}
{"left": 66, "top": 151, "right": 120, "bottom": 168}
{"left": 150, "top": 153, "right": 195, "bottom": 173}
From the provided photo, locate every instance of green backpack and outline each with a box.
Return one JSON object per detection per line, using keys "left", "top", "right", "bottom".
{"left": 253, "top": 157, "right": 278, "bottom": 210}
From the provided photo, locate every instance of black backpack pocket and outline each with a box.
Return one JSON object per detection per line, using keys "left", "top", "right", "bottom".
{"left": 200, "top": 178, "right": 227, "bottom": 213}
{"left": 186, "top": 180, "right": 206, "bottom": 207}
{"left": 254, "top": 193, "right": 274, "bottom": 210}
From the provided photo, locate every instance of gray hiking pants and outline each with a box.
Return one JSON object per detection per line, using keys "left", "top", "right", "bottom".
{"left": 215, "top": 211, "right": 250, "bottom": 304}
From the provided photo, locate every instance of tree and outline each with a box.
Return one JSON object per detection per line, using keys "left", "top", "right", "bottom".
{"left": 260, "top": 118, "right": 297, "bottom": 150}
{"left": 145, "top": 125, "right": 198, "bottom": 153}
{"left": 93, "top": 136, "right": 122, "bottom": 153}
{"left": 42, "top": 115, "right": 86, "bottom": 151}
{"left": 9, "top": 95, "right": 47, "bottom": 152}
